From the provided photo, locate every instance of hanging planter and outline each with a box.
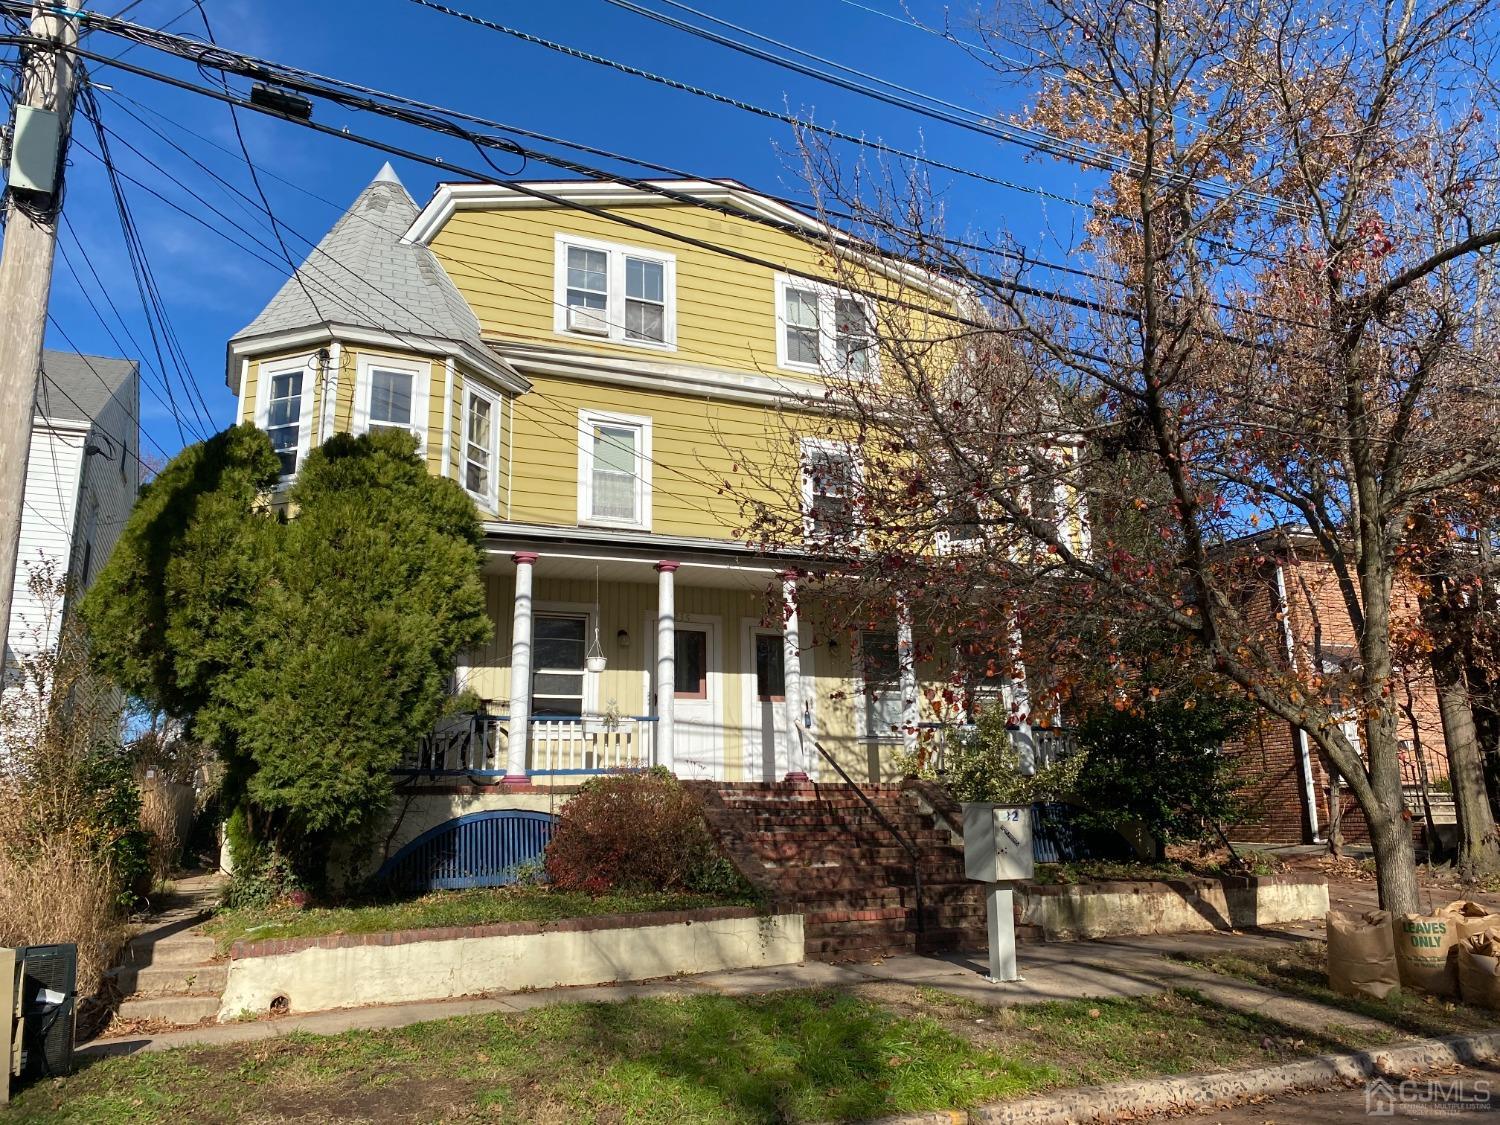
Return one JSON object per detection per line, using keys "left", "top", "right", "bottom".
{"left": 586, "top": 565, "right": 608, "bottom": 673}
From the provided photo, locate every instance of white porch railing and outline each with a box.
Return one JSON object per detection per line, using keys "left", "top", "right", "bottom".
{"left": 915, "top": 722, "right": 1079, "bottom": 773}
{"left": 395, "top": 713, "right": 658, "bottom": 777}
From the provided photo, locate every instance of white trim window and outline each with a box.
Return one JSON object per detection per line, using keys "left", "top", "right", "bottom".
{"left": 577, "top": 409, "right": 653, "bottom": 529}
{"left": 532, "top": 613, "right": 588, "bottom": 718}
{"left": 354, "top": 354, "right": 431, "bottom": 452}
{"left": 800, "top": 438, "right": 858, "bottom": 543}
{"left": 463, "top": 384, "right": 501, "bottom": 509}
{"left": 775, "top": 274, "right": 878, "bottom": 377}
{"left": 256, "top": 355, "right": 315, "bottom": 479}
{"left": 554, "top": 234, "right": 676, "bottom": 349}
{"left": 860, "top": 631, "right": 904, "bottom": 741}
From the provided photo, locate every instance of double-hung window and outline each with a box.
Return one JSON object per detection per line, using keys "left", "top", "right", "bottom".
{"left": 776, "top": 275, "right": 878, "bottom": 377}
{"left": 463, "top": 386, "right": 500, "bottom": 508}
{"left": 259, "top": 356, "right": 313, "bottom": 479}
{"left": 532, "top": 614, "right": 587, "bottom": 717}
{"left": 356, "top": 356, "right": 429, "bottom": 451}
{"left": 800, "top": 439, "right": 858, "bottom": 543}
{"left": 861, "top": 631, "right": 904, "bottom": 739}
{"left": 555, "top": 235, "right": 676, "bottom": 348}
{"left": 578, "top": 410, "right": 652, "bottom": 529}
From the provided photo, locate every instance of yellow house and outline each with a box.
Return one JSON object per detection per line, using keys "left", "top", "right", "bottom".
{"left": 227, "top": 164, "right": 1041, "bottom": 790}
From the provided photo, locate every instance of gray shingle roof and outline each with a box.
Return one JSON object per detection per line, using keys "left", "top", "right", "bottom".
{"left": 36, "top": 350, "right": 138, "bottom": 424}
{"left": 230, "top": 164, "right": 484, "bottom": 348}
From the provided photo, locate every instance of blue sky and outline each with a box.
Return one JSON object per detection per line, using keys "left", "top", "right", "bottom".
{"left": 9, "top": 0, "right": 1104, "bottom": 465}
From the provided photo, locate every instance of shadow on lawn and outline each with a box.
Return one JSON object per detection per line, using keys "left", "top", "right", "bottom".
{"left": 521, "top": 988, "right": 1047, "bottom": 1121}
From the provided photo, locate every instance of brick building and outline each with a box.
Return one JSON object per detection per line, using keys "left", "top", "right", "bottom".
{"left": 1221, "top": 537, "right": 1451, "bottom": 846}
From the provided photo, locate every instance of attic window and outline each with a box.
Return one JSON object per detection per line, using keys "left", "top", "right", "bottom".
{"left": 554, "top": 235, "right": 676, "bottom": 349}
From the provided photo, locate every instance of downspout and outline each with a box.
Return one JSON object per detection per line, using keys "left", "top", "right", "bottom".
{"left": 1276, "top": 562, "right": 1322, "bottom": 842}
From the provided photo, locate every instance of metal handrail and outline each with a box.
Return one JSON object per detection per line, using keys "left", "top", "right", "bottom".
{"left": 795, "top": 722, "right": 925, "bottom": 935}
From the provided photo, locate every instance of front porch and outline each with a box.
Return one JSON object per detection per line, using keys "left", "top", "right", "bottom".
{"left": 395, "top": 539, "right": 1045, "bottom": 787}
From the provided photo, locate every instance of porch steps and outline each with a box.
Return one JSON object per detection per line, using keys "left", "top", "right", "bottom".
{"left": 692, "top": 781, "right": 998, "bottom": 963}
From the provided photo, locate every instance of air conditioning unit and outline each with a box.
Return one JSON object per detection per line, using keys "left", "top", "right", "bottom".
{"left": 13, "top": 945, "right": 74, "bottom": 1088}
{"left": 566, "top": 305, "right": 610, "bottom": 336}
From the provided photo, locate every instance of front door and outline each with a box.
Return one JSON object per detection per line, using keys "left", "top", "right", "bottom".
{"left": 649, "top": 617, "right": 722, "bottom": 780}
{"left": 747, "top": 627, "right": 789, "bottom": 782}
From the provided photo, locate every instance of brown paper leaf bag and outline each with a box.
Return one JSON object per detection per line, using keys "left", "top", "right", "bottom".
{"left": 1327, "top": 909, "right": 1400, "bottom": 1001}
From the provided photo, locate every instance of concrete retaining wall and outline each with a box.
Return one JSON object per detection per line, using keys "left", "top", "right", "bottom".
{"left": 217, "top": 907, "right": 803, "bottom": 1020}
{"left": 1019, "top": 873, "right": 1328, "bottom": 941}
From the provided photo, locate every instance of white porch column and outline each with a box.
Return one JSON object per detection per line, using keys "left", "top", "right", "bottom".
{"left": 655, "top": 561, "right": 679, "bottom": 774}
{"left": 781, "top": 571, "right": 809, "bottom": 782}
{"left": 897, "top": 598, "right": 919, "bottom": 759}
{"left": 504, "top": 551, "right": 538, "bottom": 787}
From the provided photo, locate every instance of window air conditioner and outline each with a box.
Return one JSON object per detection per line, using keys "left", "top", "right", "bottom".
{"left": 567, "top": 306, "right": 610, "bottom": 336}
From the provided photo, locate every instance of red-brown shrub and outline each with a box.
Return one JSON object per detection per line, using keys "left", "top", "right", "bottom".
{"left": 544, "top": 769, "right": 717, "bottom": 893}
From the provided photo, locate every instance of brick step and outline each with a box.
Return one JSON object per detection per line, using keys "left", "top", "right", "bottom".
{"left": 749, "top": 821, "right": 954, "bottom": 841}
{"left": 770, "top": 864, "right": 969, "bottom": 891}
{"left": 753, "top": 843, "right": 964, "bottom": 864}
{"left": 124, "top": 934, "right": 217, "bottom": 967}
{"left": 806, "top": 934, "right": 917, "bottom": 961}
{"left": 116, "top": 993, "right": 221, "bottom": 1025}
{"left": 111, "top": 962, "right": 227, "bottom": 998}
{"left": 789, "top": 888, "right": 904, "bottom": 910}
{"left": 717, "top": 792, "right": 906, "bottom": 810}
{"left": 915, "top": 926, "right": 987, "bottom": 953}
{"left": 805, "top": 906, "right": 908, "bottom": 925}
{"left": 788, "top": 882, "right": 985, "bottom": 911}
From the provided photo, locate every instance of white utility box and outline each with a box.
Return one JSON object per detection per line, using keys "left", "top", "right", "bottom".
{"left": 963, "top": 803, "right": 1035, "bottom": 883}
{"left": 962, "top": 803, "right": 1034, "bottom": 983}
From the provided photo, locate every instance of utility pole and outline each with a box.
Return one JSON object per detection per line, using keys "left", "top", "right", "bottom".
{"left": 0, "top": 1, "right": 81, "bottom": 660}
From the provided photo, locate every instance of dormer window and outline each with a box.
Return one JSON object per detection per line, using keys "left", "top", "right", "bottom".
{"left": 555, "top": 235, "right": 676, "bottom": 349}
{"left": 776, "top": 275, "right": 878, "bottom": 377}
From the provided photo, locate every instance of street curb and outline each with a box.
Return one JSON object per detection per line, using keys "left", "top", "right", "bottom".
{"left": 881, "top": 1030, "right": 1500, "bottom": 1125}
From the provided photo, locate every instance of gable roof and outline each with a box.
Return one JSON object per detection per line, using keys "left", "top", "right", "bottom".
{"left": 404, "top": 178, "right": 970, "bottom": 307}
{"left": 228, "top": 164, "right": 524, "bottom": 392}
{"left": 36, "top": 350, "right": 138, "bottom": 426}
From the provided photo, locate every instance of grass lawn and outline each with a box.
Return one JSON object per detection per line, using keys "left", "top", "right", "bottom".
{"left": 203, "top": 886, "right": 759, "bottom": 954}
{"left": 1187, "top": 943, "right": 1500, "bottom": 1039}
{"left": 14, "top": 987, "right": 1368, "bottom": 1123}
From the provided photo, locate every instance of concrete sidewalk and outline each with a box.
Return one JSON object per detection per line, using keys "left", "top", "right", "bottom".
{"left": 82, "top": 923, "right": 1352, "bottom": 1060}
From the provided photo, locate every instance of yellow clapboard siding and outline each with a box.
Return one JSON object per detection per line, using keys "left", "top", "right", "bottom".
{"left": 429, "top": 201, "right": 947, "bottom": 378}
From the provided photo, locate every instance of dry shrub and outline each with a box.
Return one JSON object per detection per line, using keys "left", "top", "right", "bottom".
{"left": 138, "top": 780, "right": 188, "bottom": 885}
{"left": 0, "top": 813, "right": 126, "bottom": 999}
{"left": 0, "top": 561, "right": 138, "bottom": 997}
{"left": 544, "top": 768, "right": 719, "bottom": 893}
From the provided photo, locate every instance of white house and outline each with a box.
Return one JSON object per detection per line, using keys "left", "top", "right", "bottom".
{"left": 5, "top": 350, "right": 140, "bottom": 671}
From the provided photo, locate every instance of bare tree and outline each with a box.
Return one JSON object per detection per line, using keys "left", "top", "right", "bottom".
{"left": 732, "top": 0, "right": 1500, "bottom": 914}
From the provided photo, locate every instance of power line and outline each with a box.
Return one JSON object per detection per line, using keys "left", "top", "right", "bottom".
{"left": 76, "top": 74, "right": 214, "bottom": 439}
{"left": 53, "top": 8, "right": 1296, "bottom": 313}
{"left": 588, "top": 0, "right": 1301, "bottom": 216}
{"left": 55, "top": 229, "right": 181, "bottom": 462}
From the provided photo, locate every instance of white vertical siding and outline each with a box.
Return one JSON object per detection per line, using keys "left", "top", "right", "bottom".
{"left": 8, "top": 423, "right": 87, "bottom": 662}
